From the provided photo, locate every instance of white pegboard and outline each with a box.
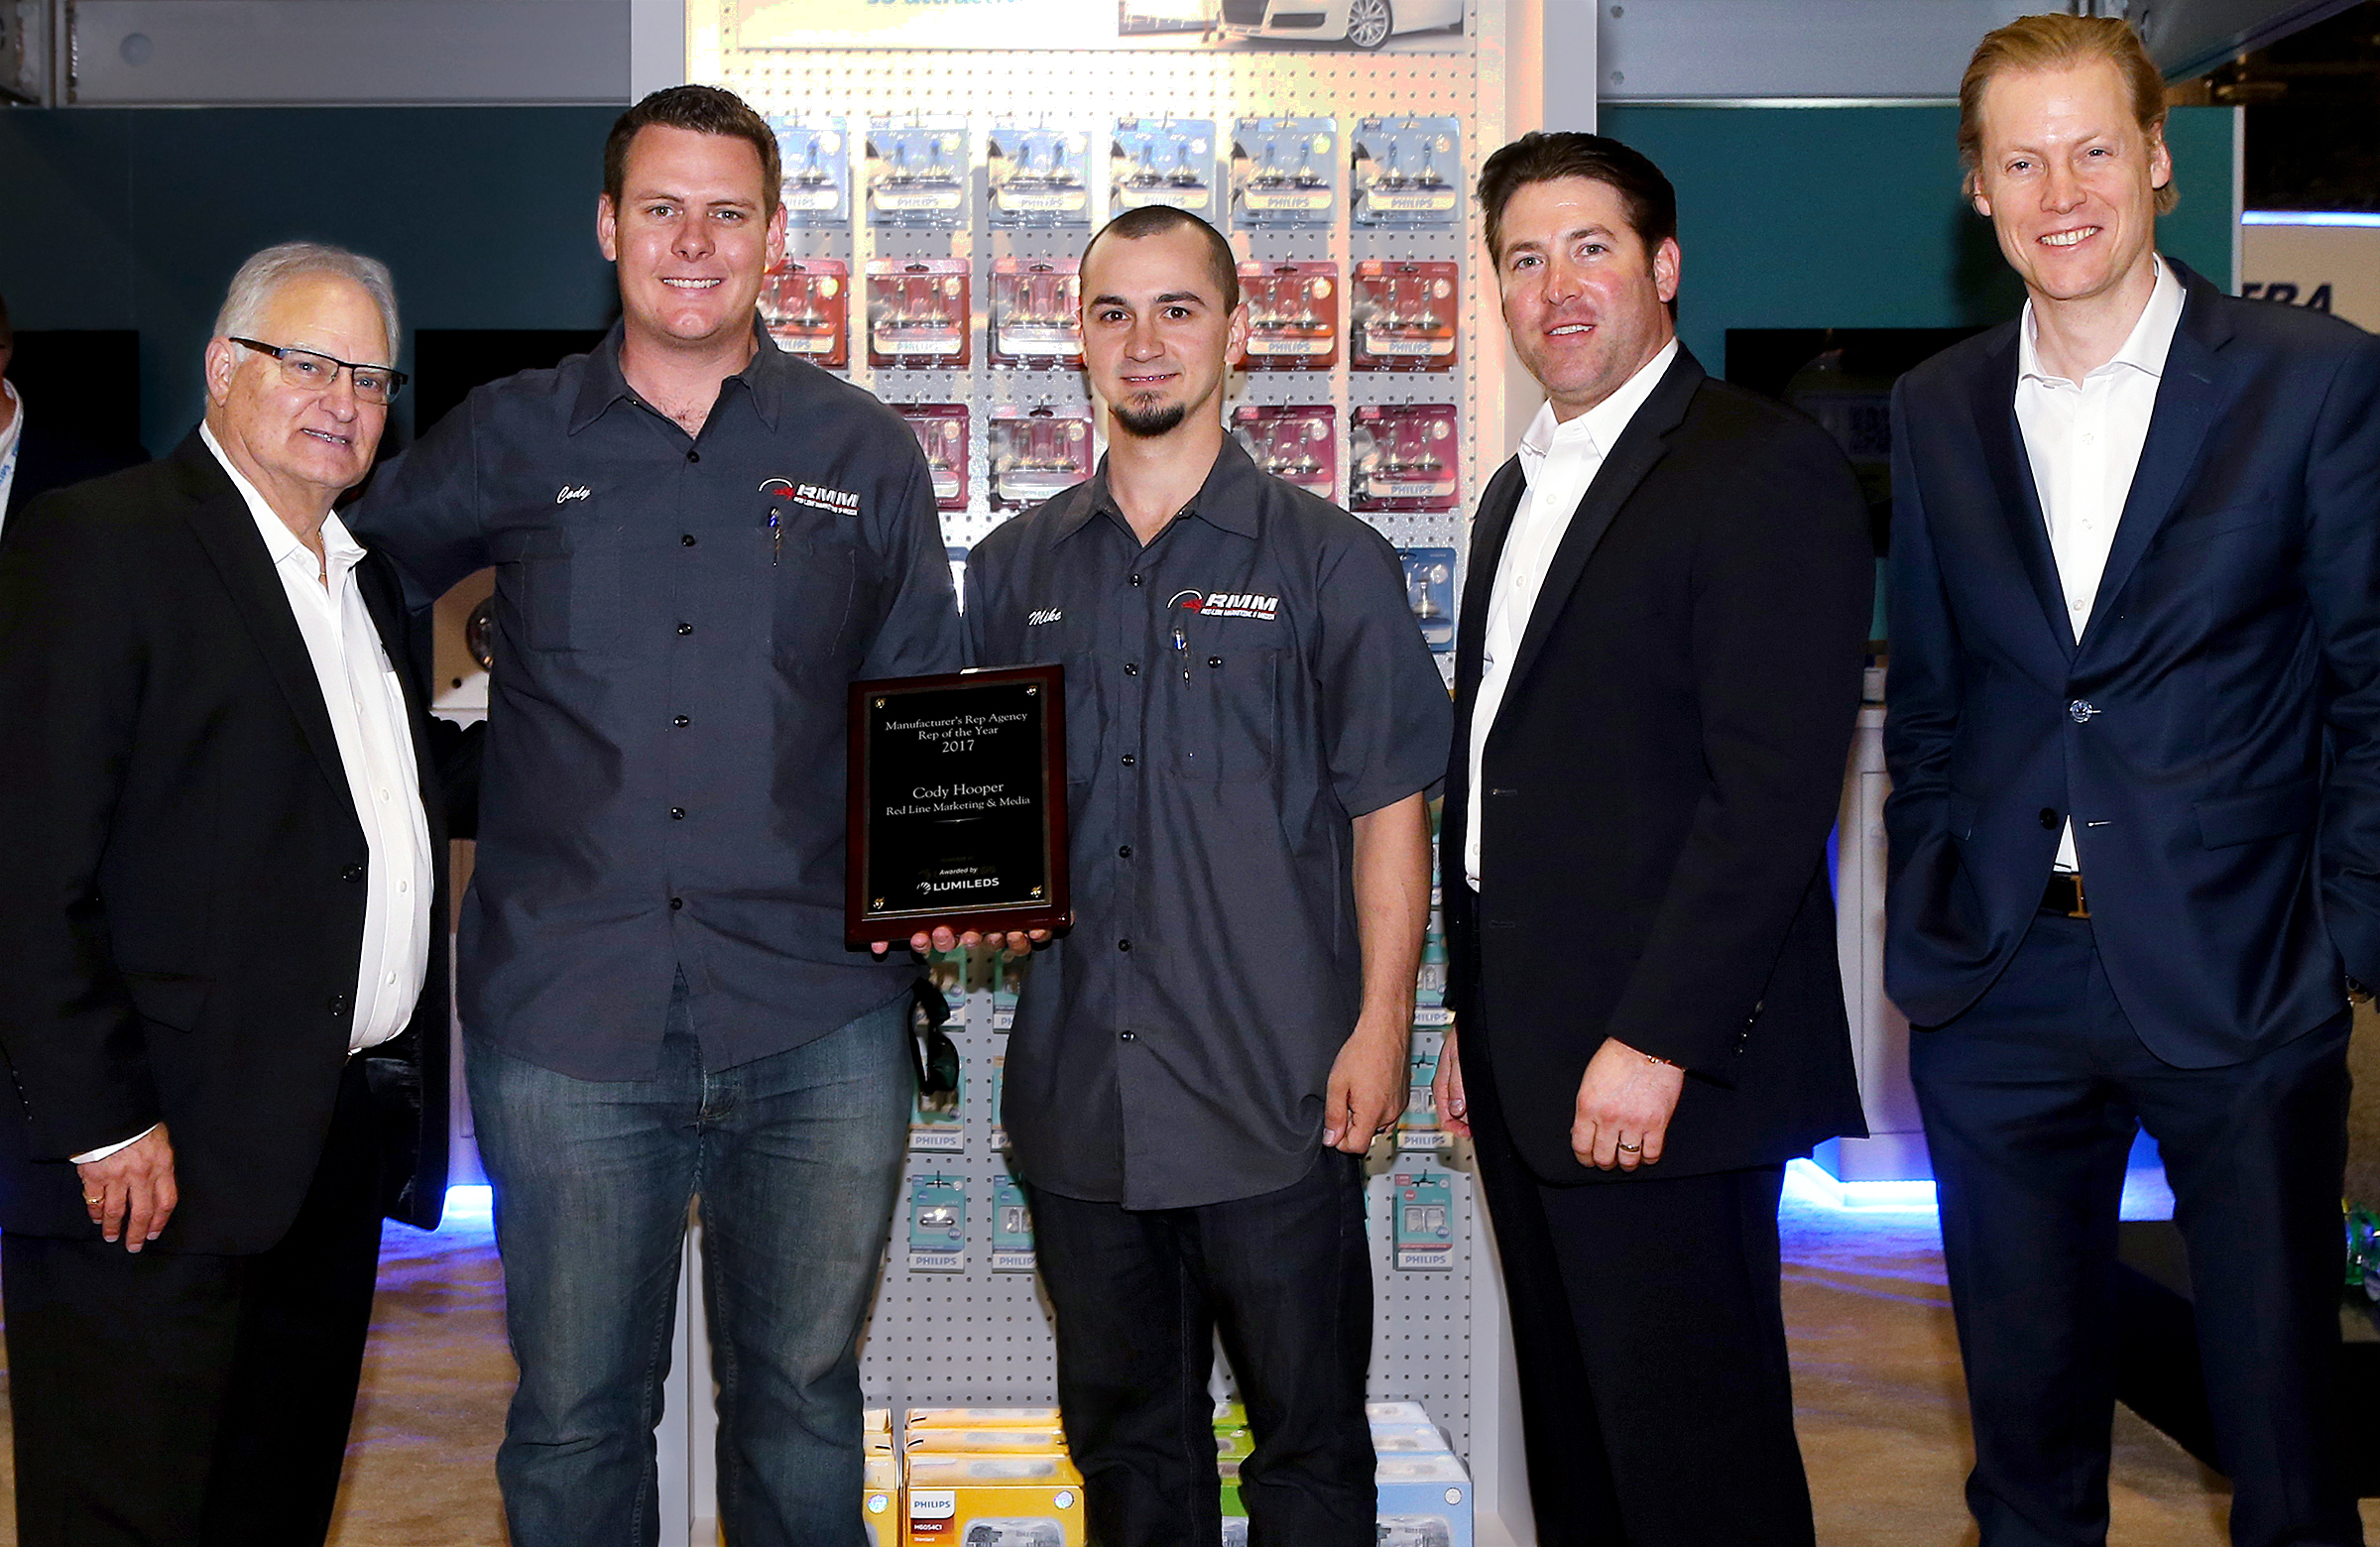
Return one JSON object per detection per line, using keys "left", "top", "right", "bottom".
{"left": 697, "top": 9, "right": 1501, "bottom": 564}
{"left": 856, "top": 979, "right": 1483, "bottom": 1458}
{"left": 679, "top": 0, "right": 1518, "bottom": 1488}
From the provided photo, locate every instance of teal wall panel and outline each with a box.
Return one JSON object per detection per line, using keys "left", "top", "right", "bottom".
{"left": 0, "top": 106, "right": 622, "bottom": 453}
{"left": 1599, "top": 103, "right": 2240, "bottom": 373}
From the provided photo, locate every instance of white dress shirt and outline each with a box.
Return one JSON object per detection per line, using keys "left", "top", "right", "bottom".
{"left": 0, "top": 381, "right": 25, "bottom": 535}
{"left": 2013, "top": 256, "right": 2186, "bottom": 872}
{"left": 1466, "top": 337, "right": 1680, "bottom": 891}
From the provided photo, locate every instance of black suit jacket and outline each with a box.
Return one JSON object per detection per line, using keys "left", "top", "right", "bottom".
{"left": 3, "top": 395, "right": 146, "bottom": 519}
{"left": 0, "top": 430, "right": 462, "bottom": 1252}
{"left": 1883, "top": 263, "right": 2380, "bottom": 1061}
{"left": 1443, "top": 346, "right": 1873, "bottom": 1183}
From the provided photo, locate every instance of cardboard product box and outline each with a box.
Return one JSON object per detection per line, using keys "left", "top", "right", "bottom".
{"left": 1375, "top": 1451, "right": 1473, "bottom": 1547}
{"left": 1365, "top": 1400, "right": 1433, "bottom": 1428}
{"left": 904, "top": 1452, "right": 1085, "bottom": 1546}
{"left": 908, "top": 1406, "right": 1064, "bottom": 1431}
{"left": 1369, "top": 1421, "right": 1452, "bottom": 1455}
{"left": 1215, "top": 1426, "right": 1253, "bottom": 1463}
{"left": 865, "top": 1454, "right": 902, "bottom": 1547}
{"left": 904, "top": 1427, "right": 1068, "bottom": 1456}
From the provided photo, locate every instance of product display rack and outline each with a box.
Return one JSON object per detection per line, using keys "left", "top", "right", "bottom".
{"left": 653, "top": 7, "right": 1527, "bottom": 1541}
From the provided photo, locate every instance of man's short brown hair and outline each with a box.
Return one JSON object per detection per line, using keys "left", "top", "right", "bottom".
{"left": 1959, "top": 13, "right": 2177, "bottom": 215}
{"left": 604, "top": 84, "right": 782, "bottom": 218}
{"left": 1477, "top": 131, "right": 1677, "bottom": 268}
{"left": 1080, "top": 205, "right": 1242, "bottom": 312}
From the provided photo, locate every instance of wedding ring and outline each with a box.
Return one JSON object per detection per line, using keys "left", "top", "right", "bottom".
{"left": 1616, "top": 1140, "right": 1642, "bottom": 1153}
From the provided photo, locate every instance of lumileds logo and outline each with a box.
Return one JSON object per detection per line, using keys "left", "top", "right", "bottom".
{"left": 1168, "top": 588, "right": 1279, "bottom": 622}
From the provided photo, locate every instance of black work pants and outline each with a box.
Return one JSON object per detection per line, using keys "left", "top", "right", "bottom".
{"left": 1912, "top": 911, "right": 2360, "bottom": 1547}
{"left": 2, "top": 1053, "right": 386, "bottom": 1547}
{"left": 1027, "top": 1149, "right": 1376, "bottom": 1547}
{"left": 1462, "top": 1015, "right": 1815, "bottom": 1547}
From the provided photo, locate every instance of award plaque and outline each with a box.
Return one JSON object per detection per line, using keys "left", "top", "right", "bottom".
{"left": 847, "top": 664, "right": 1070, "bottom": 946}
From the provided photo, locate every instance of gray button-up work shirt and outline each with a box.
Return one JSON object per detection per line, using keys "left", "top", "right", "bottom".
{"left": 352, "top": 323, "right": 961, "bottom": 1078}
{"left": 966, "top": 438, "right": 1452, "bottom": 1209}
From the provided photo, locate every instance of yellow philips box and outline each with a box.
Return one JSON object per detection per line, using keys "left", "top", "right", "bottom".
{"left": 904, "top": 1427, "right": 1069, "bottom": 1455}
{"left": 906, "top": 1406, "right": 1064, "bottom": 1430}
{"left": 864, "top": 1454, "right": 901, "bottom": 1547}
{"left": 903, "top": 1452, "right": 1085, "bottom": 1546}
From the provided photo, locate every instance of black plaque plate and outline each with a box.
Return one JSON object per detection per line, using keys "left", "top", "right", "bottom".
{"left": 847, "top": 664, "right": 1070, "bottom": 947}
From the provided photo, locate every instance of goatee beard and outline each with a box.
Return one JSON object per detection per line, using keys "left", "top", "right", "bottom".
{"left": 1113, "top": 400, "right": 1188, "bottom": 438}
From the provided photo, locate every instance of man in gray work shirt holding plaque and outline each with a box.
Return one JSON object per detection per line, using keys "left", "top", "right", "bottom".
{"left": 349, "top": 87, "right": 959, "bottom": 1547}
{"left": 963, "top": 206, "right": 1452, "bottom": 1547}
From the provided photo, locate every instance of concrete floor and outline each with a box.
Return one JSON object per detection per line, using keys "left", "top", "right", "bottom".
{"left": 6, "top": 1187, "right": 2378, "bottom": 1547}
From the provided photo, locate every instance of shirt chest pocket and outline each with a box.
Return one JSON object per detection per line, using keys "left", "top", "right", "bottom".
{"left": 1163, "top": 630, "right": 1281, "bottom": 783}
{"left": 488, "top": 523, "right": 617, "bottom": 654}
{"left": 769, "top": 506, "right": 858, "bottom": 670}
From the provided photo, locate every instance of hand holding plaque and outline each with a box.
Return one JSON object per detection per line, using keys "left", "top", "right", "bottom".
{"left": 847, "top": 664, "right": 1071, "bottom": 948}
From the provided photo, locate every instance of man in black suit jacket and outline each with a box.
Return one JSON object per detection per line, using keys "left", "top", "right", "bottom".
{"left": 0, "top": 288, "right": 148, "bottom": 530}
{"left": 1432, "top": 132, "right": 1872, "bottom": 1545}
{"left": 1885, "top": 18, "right": 2380, "bottom": 1547}
{"left": 0, "top": 243, "right": 468, "bottom": 1547}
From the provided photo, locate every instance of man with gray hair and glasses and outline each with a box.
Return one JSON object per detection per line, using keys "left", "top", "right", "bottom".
{"left": 0, "top": 240, "right": 469, "bottom": 1547}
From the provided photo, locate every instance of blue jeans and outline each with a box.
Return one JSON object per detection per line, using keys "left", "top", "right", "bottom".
{"left": 467, "top": 985, "right": 912, "bottom": 1547}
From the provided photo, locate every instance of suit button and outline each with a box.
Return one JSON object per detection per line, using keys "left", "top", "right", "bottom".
{"left": 2038, "top": 808, "right": 2058, "bottom": 830}
{"left": 328, "top": 994, "right": 350, "bottom": 1017}
{"left": 1119, "top": 845, "right": 1132, "bottom": 858}
{"left": 1124, "top": 662, "right": 1138, "bottom": 676}
{"left": 342, "top": 863, "right": 366, "bottom": 883}
{"left": 670, "top": 807, "right": 686, "bottom": 820}
{"left": 1120, "top": 1029, "right": 1136, "bottom": 1041}
{"left": 669, "top": 896, "right": 684, "bottom": 910}
{"left": 677, "top": 622, "right": 694, "bottom": 636}
{"left": 1121, "top": 755, "right": 1135, "bottom": 768}
{"left": 672, "top": 715, "right": 690, "bottom": 728}
{"left": 2069, "top": 699, "right": 2097, "bottom": 723}
{"left": 1118, "top": 938, "right": 1131, "bottom": 952}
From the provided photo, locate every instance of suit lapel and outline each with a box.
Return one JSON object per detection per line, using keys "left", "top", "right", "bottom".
{"left": 173, "top": 433, "right": 349, "bottom": 798}
{"left": 1505, "top": 346, "right": 1702, "bottom": 693}
{"left": 1456, "top": 458, "right": 1526, "bottom": 704}
{"left": 2082, "top": 269, "right": 2235, "bottom": 644}
{"left": 1967, "top": 333, "right": 2077, "bottom": 663}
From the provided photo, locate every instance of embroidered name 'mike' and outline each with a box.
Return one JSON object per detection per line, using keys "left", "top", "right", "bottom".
{"left": 1171, "top": 589, "right": 1280, "bottom": 622}
{"left": 1027, "top": 608, "right": 1064, "bottom": 626}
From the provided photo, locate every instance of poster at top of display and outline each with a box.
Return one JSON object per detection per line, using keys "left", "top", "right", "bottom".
{"left": 734, "top": 0, "right": 1469, "bottom": 53}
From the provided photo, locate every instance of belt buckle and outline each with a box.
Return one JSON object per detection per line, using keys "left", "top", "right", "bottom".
{"left": 2061, "top": 873, "right": 2089, "bottom": 920}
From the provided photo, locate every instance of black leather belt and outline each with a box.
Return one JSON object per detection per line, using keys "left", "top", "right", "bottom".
{"left": 2041, "top": 872, "right": 2089, "bottom": 919}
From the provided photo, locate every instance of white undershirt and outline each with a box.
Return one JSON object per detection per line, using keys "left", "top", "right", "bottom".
{"left": 0, "top": 381, "right": 25, "bottom": 535}
{"left": 2013, "top": 256, "right": 2185, "bottom": 872}
{"left": 1466, "top": 337, "right": 1679, "bottom": 892}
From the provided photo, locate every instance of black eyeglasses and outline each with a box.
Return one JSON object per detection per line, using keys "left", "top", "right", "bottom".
{"left": 231, "top": 337, "right": 409, "bottom": 405}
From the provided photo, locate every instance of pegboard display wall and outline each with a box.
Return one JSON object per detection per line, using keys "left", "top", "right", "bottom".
{"left": 692, "top": 8, "right": 1508, "bottom": 1463}
{"left": 865, "top": 951, "right": 1483, "bottom": 1460}
{"left": 695, "top": 10, "right": 1505, "bottom": 682}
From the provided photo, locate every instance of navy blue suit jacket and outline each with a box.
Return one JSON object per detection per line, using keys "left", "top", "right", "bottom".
{"left": 1883, "top": 261, "right": 2380, "bottom": 1065}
